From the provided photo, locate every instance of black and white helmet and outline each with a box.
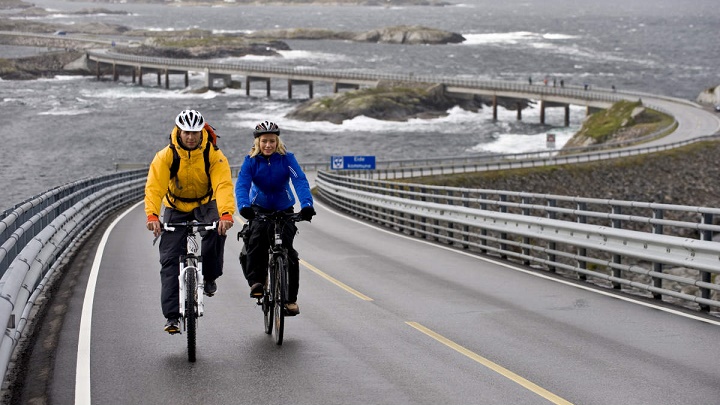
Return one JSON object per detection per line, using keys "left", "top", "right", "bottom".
{"left": 175, "top": 109, "right": 205, "bottom": 132}
{"left": 253, "top": 121, "right": 280, "bottom": 138}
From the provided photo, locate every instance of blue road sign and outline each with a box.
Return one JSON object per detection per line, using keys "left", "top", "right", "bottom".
{"left": 331, "top": 155, "right": 376, "bottom": 170}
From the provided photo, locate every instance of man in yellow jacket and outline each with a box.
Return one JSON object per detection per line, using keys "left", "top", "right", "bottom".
{"left": 144, "top": 109, "right": 235, "bottom": 334}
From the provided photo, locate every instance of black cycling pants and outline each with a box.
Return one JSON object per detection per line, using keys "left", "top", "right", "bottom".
{"left": 241, "top": 212, "right": 300, "bottom": 302}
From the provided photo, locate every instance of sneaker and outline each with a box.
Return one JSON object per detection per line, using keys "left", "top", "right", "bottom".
{"left": 285, "top": 302, "right": 300, "bottom": 316}
{"left": 204, "top": 279, "right": 217, "bottom": 296}
{"left": 250, "top": 282, "right": 264, "bottom": 299}
{"left": 164, "top": 318, "right": 180, "bottom": 334}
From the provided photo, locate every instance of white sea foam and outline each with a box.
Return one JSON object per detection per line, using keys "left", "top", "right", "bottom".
{"left": 462, "top": 31, "right": 536, "bottom": 45}
{"left": 78, "top": 87, "right": 221, "bottom": 100}
{"left": 467, "top": 130, "right": 574, "bottom": 154}
{"left": 38, "top": 108, "right": 92, "bottom": 116}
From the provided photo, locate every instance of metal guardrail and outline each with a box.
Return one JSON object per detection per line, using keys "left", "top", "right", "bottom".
{"left": 348, "top": 134, "right": 717, "bottom": 181}
{"left": 0, "top": 169, "right": 147, "bottom": 387}
{"left": 315, "top": 170, "right": 720, "bottom": 313}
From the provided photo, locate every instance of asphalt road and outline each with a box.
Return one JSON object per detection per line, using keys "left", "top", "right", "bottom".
{"left": 20, "top": 200, "right": 720, "bottom": 405}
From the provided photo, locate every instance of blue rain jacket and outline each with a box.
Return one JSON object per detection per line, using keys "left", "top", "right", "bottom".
{"left": 235, "top": 152, "right": 313, "bottom": 212}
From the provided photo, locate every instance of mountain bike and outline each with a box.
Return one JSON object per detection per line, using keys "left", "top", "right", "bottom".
{"left": 162, "top": 220, "right": 217, "bottom": 362}
{"left": 248, "top": 211, "right": 305, "bottom": 346}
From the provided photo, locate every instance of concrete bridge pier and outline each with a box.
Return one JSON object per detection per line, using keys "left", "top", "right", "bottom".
{"left": 138, "top": 67, "right": 143, "bottom": 86}
{"left": 564, "top": 105, "right": 570, "bottom": 126}
{"left": 247, "top": 76, "right": 271, "bottom": 97}
{"left": 516, "top": 102, "right": 522, "bottom": 120}
{"left": 334, "top": 82, "right": 360, "bottom": 93}
{"left": 540, "top": 100, "right": 546, "bottom": 124}
{"left": 289, "top": 79, "right": 313, "bottom": 99}
{"left": 492, "top": 96, "right": 498, "bottom": 120}
{"left": 112, "top": 63, "right": 119, "bottom": 81}
{"left": 207, "top": 72, "right": 232, "bottom": 90}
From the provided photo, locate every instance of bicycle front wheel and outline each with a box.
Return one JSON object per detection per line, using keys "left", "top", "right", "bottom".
{"left": 273, "top": 255, "right": 287, "bottom": 345}
{"left": 186, "top": 267, "right": 198, "bottom": 362}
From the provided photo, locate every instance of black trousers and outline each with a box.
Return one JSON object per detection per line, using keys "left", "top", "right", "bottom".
{"left": 159, "top": 201, "right": 225, "bottom": 319}
{"left": 240, "top": 209, "right": 300, "bottom": 302}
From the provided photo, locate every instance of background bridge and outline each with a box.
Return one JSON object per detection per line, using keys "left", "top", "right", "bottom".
{"left": 87, "top": 49, "right": 648, "bottom": 126}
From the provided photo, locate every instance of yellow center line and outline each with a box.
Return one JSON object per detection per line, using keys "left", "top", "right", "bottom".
{"left": 300, "top": 259, "right": 373, "bottom": 301}
{"left": 406, "top": 321, "right": 574, "bottom": 405}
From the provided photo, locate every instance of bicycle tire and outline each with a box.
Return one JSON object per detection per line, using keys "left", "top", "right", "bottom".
{"left": 186, "top": 267, "right": 198, "bottom": 362}
{"left": 273, "top": 255, "right": 287, "bottom": 345}
{"left": 263, "top": 268, "right": 273, "bottom": 335}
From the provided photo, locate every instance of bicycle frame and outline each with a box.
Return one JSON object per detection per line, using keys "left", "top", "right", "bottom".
{"left": 162, "top": 222, "right": 217, "bottom": 320}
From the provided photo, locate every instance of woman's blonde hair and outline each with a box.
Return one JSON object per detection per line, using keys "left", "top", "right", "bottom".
{"left": 249, "top": 134, "right": 287, "bottom": 157}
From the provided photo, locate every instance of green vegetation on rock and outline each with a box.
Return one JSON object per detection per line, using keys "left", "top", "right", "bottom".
{"left": 563, "top": 100, "right": 674, "bottom": 149}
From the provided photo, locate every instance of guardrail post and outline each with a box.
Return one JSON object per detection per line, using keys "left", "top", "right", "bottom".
{"left": 420, "top": 186, "right": 427, "bottom": 239}
{"left": 547, "top": 199, "right": 557, "bottom": 272}
{"left": 500, "top": 194, "right": 508, "bottom": 259}
{"left": 699, "top": 213, "right": 713, "bottom": 311}
{"left": 446, "top": 190, "right": 455, "bottom": 245}
{"left": 577, "top": 202, "right": 587, "bottom": 280}
{"left": 480, "top": 193, "right": 488, "bottom": 253}
{"left": 612, "top": 205, "right": 622, "bottom": 289}
{"left": 462, "top": 191, "right": 469, "bottom": 249}
{"left": 432, "top": 189, "right": 440, "bottom": 242}
{"left": 521, "top": 196, "right": 530, "bottom": 265}
{"left": 652, "top": 209, "right": 664, "bottom": 299}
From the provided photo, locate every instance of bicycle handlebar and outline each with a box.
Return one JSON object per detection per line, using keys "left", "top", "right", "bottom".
{"left": 162, "top": 221, "right": 218, "bottom": 232}
{"left": 253, "top": 211, "right": 305, "bottom": 223}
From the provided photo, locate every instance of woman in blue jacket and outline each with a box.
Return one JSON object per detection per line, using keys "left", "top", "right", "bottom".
{"left": 235, "top": 121, "right": 315, "bottom": 315}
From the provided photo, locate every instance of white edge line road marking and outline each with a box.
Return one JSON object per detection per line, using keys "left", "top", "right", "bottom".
{"left": 316, "top": 201, "right": 720, "bottom": 327}
{"left": 75, "top": 201, "right": 142, "bottom": 405}
{"left": 407, "top": 321, "right": 574, "bottom": 405}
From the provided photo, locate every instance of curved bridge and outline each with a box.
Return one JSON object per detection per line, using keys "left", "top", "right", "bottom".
{"left": 85, "top": 49, "right": 717, "bottom": 130}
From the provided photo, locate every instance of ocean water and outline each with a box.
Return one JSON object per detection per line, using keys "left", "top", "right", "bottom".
{"left": 1, "top": 0, "right": 719, "bottom": 212}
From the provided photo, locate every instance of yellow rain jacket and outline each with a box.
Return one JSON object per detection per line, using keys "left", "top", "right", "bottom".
{"left": 144, "top": 127, "right": 235, "bottom": 217}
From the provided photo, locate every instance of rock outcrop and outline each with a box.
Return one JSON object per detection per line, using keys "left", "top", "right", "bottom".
{"left": 247, "top": 25, "right": 465, "bottom": 45}
{"left": 696, "top": 85, "right": 719, "bottom": 105}
{"left": 286, "top": 82, "right": 484, "bottom": 124}
{"left": 353, "top": 25, "right": 464, "bottom": 44}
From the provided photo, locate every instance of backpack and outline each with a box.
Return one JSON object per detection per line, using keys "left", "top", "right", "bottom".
{"left": 166, "top": 122, "right": 220, "bottom": 204}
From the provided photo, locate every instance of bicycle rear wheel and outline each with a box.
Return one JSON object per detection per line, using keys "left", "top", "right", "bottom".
{"left": 186, "top": 267, "right": 198, "bottom": 362}
{"left": 263, "top": 268, "right": 273, "bottom": 335}
{"left": 273, "top": 255, "right": 287, "bottom": 345}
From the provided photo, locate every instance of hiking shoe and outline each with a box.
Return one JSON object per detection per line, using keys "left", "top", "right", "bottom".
{"left": 164, "top": 318, "right": 180, "bottom": 334}
{"left": 250, "top": 282, "right": 264, "bottom": 299}
{"left": 285, "top": 302, "right": 300, "bottom": 316}
{"left": 204, "top": 279, "right": 217, "bottom": 296}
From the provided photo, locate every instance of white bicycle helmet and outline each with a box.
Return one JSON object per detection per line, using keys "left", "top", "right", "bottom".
{"left": 175, "top": 109, "right": 205, "bottom": 132}
{"left": 253, "top": 120, "right": 280, "bottom": 137}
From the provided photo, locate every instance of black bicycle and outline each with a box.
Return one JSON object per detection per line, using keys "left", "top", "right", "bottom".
{"left": 243, "top": 211, "right": 305, "bottom": 345}
{"left": 162, "top": 221, "right": 217, "bottom": 362}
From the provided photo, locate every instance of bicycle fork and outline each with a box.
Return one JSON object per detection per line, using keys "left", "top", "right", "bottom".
{"left": 179, "top": 261, "right": 205, "bottom": 318}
